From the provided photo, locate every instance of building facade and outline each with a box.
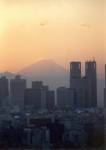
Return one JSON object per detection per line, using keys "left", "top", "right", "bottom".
{"left": 70, "top": 61, "right": 97, "bottom": 108}
{"left": 104, "top": 64, "right": 106, "bottom": 108}
{"left": 10, "top": 75, "right": 26, "bottom": 108}
{"left": 24, "top": 81, "right": 55, "bottom": 110}
{"left": 0, "top": 76, "right": 9, "bottom": 106}
{"left": 57, "top": 87, "right": 74, "bottom": 109}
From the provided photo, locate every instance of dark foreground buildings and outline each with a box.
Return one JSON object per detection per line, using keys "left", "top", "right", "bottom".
{"left": 10, "top": 75, "right": 26, "bottom": 108}
{"left": 0, "top": 60, "right": 104, "bottom": 149}
{"left": 57, "top": 87, "right": 74, "bottom": 109}
{"left": 0, "top": 76, "right": 9, "bottom": 106}
{"left": 24, "top": 81, "right": 55, "bottom": 110}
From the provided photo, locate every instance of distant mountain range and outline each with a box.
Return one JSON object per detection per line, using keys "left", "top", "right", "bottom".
{"left": 0, "top": 59, "right": 104, "bottom": 107}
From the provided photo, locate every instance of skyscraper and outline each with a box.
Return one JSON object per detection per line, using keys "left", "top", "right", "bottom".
{"left": 85, "top": 61, "right": 97, "bottom": 107}
{"left": 70, "top": 62, "right": 81, "bottom": 79}
{"left": 46, "top": 90, "right": 55, "bottom": 110}
{"left": 57, "top": 87, "right": 74, "bottom": 109}
{"left": 104, "top": 64, "right": 106, "bottom": 150}
{"left": 24, "top": 88, "right": 46, "bottom": 110}
{"left": 24, "top": 81, "right": 55, "bottom": 110}
{"left": 70, "top": 62, "right": 85, "bottom": 107}
{"left": 70, "top": 61, "right": 97, "bottom": 108}
{"left": 32, "top": 81, "right": 43, "bottom": 89}
{"left": 104, "top": 64, "right": 106, "bottom": 108}
{"left": 10, "top": 75, "right": 26, "bottom": 108}
{"left": 0, "top": 76, "right": 9, "bottom": 106}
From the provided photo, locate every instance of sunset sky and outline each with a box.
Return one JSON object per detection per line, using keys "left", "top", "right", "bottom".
{"left": 0, "top": 0, "right": 105, "bottom": 78}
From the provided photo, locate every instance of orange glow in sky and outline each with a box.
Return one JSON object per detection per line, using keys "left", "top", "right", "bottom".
{"left": 0, "top": 0, "right": 105, "bottom": 77}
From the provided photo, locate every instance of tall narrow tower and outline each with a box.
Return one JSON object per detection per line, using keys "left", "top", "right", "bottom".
{"left": 70, "top": 62, "right": 81, "bottom": 80}
{"left": 104, "top": 64, "right": 106, "bottom": 150}
{"left": 85, "top": 61, "right": 97, "bottom": 107}
{"left": 70, "top": 62, "right": 82, "bottom": 107}
{"left": 105, "top": 64, "right": 106, "bottom": 89}
{"left": 0, "top": 76, "right": 9, "bottom": 106}
{"left": 10, "top": 75, "right": 26, "bottom": 107}
{"left": 104, "top": 64, "right": 106, "bottom": 107}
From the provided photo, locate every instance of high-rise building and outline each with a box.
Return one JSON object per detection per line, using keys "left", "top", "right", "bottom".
{"left": 104, "top": 64, "right": 106, "bottom": 108}
{"left": 70, "top": 62, "right": 81, "bottom": 79}
{"left": 10, "top": 75, "right": 26, "bottom": 108}
{"left": 104, "top": 64, "right": 106, "bottom": 150}
{"left": 70, "top": 62, "right": 86, "bottom": 107}
{"left": 24, "top": 88, "right": 46, "bottom": 110}
{"left": 85, "top": 61, "right": 97, "bottom": 107}
{"left": 57, "top": 87, "right": 74, "bottom": 109}
{"left": 0, "top": 76, "right": 9, "bottom": 106}
{"left": 24, "top": 81, "right": 55, "bottom": 110}
{"left": 70, "top": 61, "right": 97, "bottom": 108}
{"left": 32, "top": 81, "right": 43, "bottom": 89}
{"left": 46, "top": 90, "right": 55, "bottom": 110}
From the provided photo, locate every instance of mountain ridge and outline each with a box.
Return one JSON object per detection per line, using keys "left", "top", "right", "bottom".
{"left": 19, "top": 59, "right": 68, "bottom": 76}
{"left": 18, "top": 59, "right": 69, "bottom": 89}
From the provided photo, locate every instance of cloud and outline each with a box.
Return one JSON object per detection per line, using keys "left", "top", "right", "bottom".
{"left": 81, "top": 23, "right": 91, "bottom": 28}
{"left": 40, "top": 20, "right": 48, "bottom": 26}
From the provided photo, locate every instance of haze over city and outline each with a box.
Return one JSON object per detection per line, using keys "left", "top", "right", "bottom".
{"left": 0, "top": 0, "right": 105, "bottom": 79}
{"left": 0, "top": 1, "right": 105, "bottom": 149}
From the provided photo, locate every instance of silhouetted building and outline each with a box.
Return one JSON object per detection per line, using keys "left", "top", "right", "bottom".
{"left": 70, "top": 62, "right": 81, "bottom": 79}
{"left": 70, "top": 61, "right": 97, "bottom": 108}
{"left": 46, "top": 90, "right": 55, "bottom": 110}
{"left": 104, "top": 64, "right": 106, "bottom": 108}
{"left": 85, "top": 61, "right": 97, "bottom": 107}
{"left": 32, "top": 81, "right": 49, "bottom": 91}
{"left": 24, "top": 81, "right": 55, "bottom": 110}
{"left": 32, "top": 81, "right": 43, "bottom": 89}
{"left": 10, "top": 75, "right": 26, "bottom": 108}
{"left": 70, "top": 62, "right": 86, "bottom": 107}
{"left": 47, "top": 119, "right": 64, "bottom": 148}
{"left": 24, "top": 88, "right": 46, "bottom": 110}
{"left": 104, "top": 90, "right": 106, "bottom": 108}
{"left": 57, "top": 87, "right": 74, "bottom": 109}
{"left": 0, "top": 76, "right": 9, "bottom": 106}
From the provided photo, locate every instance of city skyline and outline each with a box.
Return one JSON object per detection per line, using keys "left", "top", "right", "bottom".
{"left": 0, "top": 1, "right": 105, "bottom": 149}
{"left": 0, "top": 60, "right": 98, "bottom": 108}
{"left": 0, "top": 0, "right": 105, "bottom": 79}
{"left": 0, "top": 59, "right": 105, "bottom": 80}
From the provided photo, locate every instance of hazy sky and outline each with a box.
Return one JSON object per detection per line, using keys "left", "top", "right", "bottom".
{"left": 0, "top": 0, "right": 105, "bottom": 77}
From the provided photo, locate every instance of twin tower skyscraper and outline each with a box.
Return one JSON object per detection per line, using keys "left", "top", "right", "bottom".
{"left": 70, "top": 61, "right": 97, "bottom": 108}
